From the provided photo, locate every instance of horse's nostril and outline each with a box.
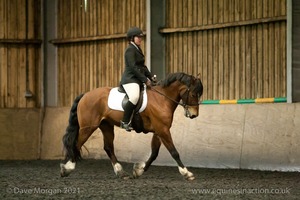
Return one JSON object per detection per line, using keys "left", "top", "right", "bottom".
{"left": 190, "top": 115, "right": 197, "bottom": 119}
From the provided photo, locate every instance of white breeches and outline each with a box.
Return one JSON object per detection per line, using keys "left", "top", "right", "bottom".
{"left": 122, "top": 83, "right": 140, "bottom": 105}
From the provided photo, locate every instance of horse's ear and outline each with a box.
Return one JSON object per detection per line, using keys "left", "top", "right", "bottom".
{"left": 196, "top": 73, "right": 201, "bottom": 79}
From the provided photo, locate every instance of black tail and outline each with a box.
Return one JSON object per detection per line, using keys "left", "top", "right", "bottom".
{"left": 62, "top": 94, "right": 84, "bottom": 162}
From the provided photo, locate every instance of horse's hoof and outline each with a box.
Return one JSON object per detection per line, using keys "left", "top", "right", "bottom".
{"left": 60, "top": 163, "right": 71, "bottom": 177}
{"left": 118, "top": 172, "right": 130, "bottom": 180}
{"left": 122, "top": 175, "right": 131, "bottom": 180}
{"left": 116, "top": 170, "right": 130, "bottom": 180}
{"left": 186, "top": 176, "right": 195, "bottom": 181}
{"left": 133, "top": 162, "right": 145, "bottom": 178}
{"left": 132, "top": 169, "right": 141, "bottom": 179}
{"left": 113, "top": 162, "right": 130, "bottom": 179}
{"left": 178, "top": 166, "right": 195, "bottom": 181}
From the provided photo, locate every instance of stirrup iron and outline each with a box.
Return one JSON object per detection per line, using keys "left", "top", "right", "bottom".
{"left": 120, "top": 121, "right": 133, "bottom": 132}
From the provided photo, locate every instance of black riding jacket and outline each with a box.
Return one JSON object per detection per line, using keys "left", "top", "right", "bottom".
{"left": 120, "top": 43, "right": 153, "bottom": 86}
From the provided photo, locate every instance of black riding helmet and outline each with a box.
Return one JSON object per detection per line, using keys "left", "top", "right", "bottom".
{"left": 126, "top": 27, "right": 143, "bottom": 41}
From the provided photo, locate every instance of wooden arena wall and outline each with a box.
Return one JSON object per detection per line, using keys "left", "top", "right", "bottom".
{"left": 52, "top": 0, "right": 147, "bottom": 106}
{"left": 0, "top": 0, "right": 42, "bottom": 108}
{"left": 54, "top": 0, "right": 287, "bottom": 106}
{"left": 163, "top": 0, "right": 287, "bottom": 100}
{"left": 0, "top": 0, "right": 288, "bottom": 107}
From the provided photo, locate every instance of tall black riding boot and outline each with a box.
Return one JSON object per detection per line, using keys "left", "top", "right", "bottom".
{"left": 120, "top": 101, "right": 136, "bottom": 132}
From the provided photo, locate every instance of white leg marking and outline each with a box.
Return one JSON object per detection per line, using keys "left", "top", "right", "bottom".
{"left": 112, "top": 162, "right": 130, "bottom": 179}
{"left": 178, "top": 166, "right": 195, "bottom": 181}
{"left": 64, "top": 160, "right": 76, "bottom": 170}
{"left": 60, "top": 160, "right": 76, "bottom": 177}
{"left": 113, "top": 163, "right": 123, "bottom": 175}
{"left": 133, "top": 162, "right": 146, "bottom": 178}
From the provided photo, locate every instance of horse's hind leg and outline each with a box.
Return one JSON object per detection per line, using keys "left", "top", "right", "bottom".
{"left": 100, "top": 121, "right": 130, "bottom": 179}
{"left": 133, "top": 134, "right": 161, "bottom": 178}
{"left": 60, "top": 126, "right": 97, "bottom": 177}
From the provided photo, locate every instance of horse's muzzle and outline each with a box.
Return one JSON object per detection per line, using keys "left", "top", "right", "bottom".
{"left": 184, "top": 107, "right": 198, "bottom": 119}
{"left": 189, "top": 114, "right": 197, "bottom": 119}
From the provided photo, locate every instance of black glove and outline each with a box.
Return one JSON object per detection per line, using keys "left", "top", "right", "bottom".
{"left": 151, "top": 75, "right": 157, "bottom": 85}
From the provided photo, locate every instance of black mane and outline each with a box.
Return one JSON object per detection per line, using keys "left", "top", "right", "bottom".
{"left": 158, "top": 72, "right": 203, "bottom": 95}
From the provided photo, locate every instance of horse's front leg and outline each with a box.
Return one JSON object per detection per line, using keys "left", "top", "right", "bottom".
{"left": 160, "top": 132, "right": 195, "bottom": 181}
{"left": 133, "top": 134, "right": 161, "bottom": 178}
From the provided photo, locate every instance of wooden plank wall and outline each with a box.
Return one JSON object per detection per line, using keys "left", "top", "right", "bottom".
{"left": 55, "top": 0, "right": 146, "bottom": 106}
{"left": 0, "top": 0, "right": 41, "bottom": 108}
{"left": 163, "top": 0, "right": 287, "bottom": 100}
{"left": 292, "top": 0, "right": 300, "bottom": 102}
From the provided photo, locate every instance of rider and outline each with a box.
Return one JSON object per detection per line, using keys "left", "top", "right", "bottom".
{"left": 119, "top": 27, "right": 155, "bottom": 131}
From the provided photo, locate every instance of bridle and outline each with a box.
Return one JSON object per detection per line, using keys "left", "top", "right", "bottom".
{"left": 149, "top": 84, "right": 201, "bottom": 118}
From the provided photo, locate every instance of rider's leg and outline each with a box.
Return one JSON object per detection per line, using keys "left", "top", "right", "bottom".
{"left": 121, "top": 83, "right": 140, "bottom": 131}
{"left": 121, "top": 101, "right": 136, "bottom": 131}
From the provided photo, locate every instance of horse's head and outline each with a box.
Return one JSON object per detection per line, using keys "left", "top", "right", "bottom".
{"left": 179, "top": 74, "right": 203, "bottom": 119}
{"left": 159, "top": 72, "right": 203, "bottom": 119}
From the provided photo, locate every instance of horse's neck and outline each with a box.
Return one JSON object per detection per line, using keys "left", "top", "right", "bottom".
{"left": 158, "top": 81, "right": 185, "bottom": 108}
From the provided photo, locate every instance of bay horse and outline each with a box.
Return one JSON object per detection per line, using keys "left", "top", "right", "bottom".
{"left": 60, "top": 72, "right": 203, "bottom": 180}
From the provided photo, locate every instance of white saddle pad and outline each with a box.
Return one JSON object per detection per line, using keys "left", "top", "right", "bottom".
{"left": 107, "top": 87, "right": 147, "bottom": 113}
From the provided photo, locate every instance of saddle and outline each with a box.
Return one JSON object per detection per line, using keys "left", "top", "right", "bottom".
{"left": 118, "top": 85, "right": 144, "bottom": 112}
{"left": 108, "top": 85, "right": 148, "bottom": 133}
